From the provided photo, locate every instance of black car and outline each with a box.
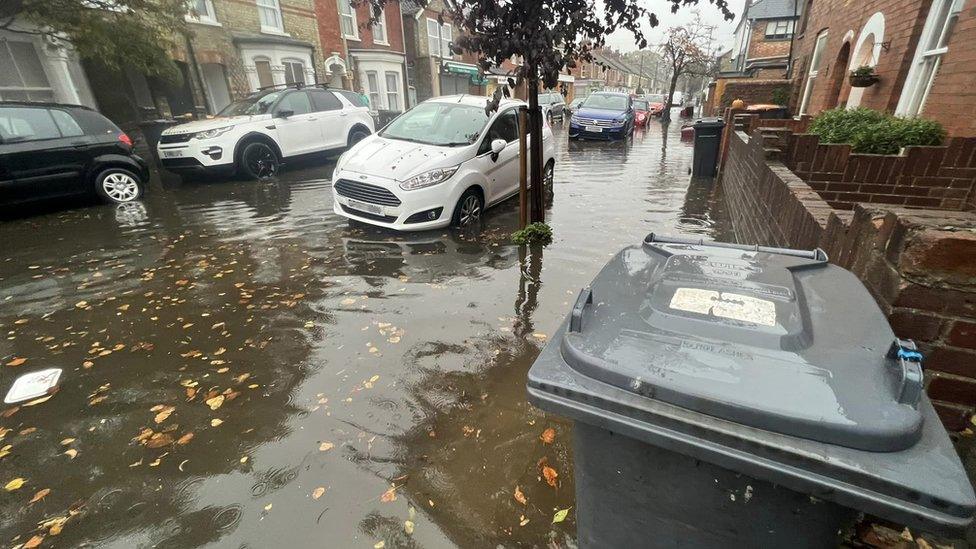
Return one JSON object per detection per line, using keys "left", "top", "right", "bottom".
{"left": 0, "top": 102, "right": 149, "bottom": 207}
{"left": 539, "top": 92, "right": 566, "bottom": 124}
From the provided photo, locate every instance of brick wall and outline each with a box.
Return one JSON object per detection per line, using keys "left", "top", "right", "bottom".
{"left": 720, "top": 122, "right": 976, "bottom": 430}
{"left": 747, "top": 23, "right": 793, "bottom": 60}
{"left": 719, "top": 79, "right": 793, "bottom": 110}
{"left": 352, "top": 1, "right": 405, "bottom": 51}
{"left": 921, "top": 2, "right": 976, "bottom": 136}
{"left": 313, "top": 0, "right": 345, "bottom": 57}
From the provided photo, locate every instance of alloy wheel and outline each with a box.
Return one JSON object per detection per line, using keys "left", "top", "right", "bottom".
{"left": 544, "top": 163, "right": 554, "bottom": 187}
{"left": 101, "top": 172, "right": 140, "bottom": 202}
{"left": 246, "top": 145, "right": 278, "bottom": 179}
{"left": 458, "top": 195, "right": 482, "bottom": 226}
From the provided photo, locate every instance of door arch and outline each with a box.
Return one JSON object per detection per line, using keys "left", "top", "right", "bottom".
{"left": 825, "top": 40, "right": 851, "bottom": 109}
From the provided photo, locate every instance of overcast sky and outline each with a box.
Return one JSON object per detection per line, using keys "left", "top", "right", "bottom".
{"left": 604, "top": 0, "right": 746, "bottom": 53}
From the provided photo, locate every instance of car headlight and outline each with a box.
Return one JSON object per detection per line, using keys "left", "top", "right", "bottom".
{"left": 192, "top": 126, "right": 233, "bottom": 140}
{"left": 399, "top": 165, "right": 459, "bottom": 191}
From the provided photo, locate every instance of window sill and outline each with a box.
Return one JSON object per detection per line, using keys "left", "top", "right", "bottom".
{"left": 344, "top": 35, "right": 361, "bottom": 42}
{"left": 373, "top": 40, "right": 390, "bottom": 46}
{"left": 186, "top": 16, "right": 222, "bottom": 27}
{"left": 261, "top": 28, "right": 290, "bottom": 37}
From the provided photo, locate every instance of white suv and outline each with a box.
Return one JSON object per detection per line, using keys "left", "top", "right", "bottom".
{"left": 158, "top": 86, "right": 374, "bottom": 179}
{"left": 332, "top": 95, "right": 556, "bottom": 231}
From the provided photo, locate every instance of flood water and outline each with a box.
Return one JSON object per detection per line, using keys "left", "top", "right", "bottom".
{"left": 0, "top": 118, "right": 732, "bottom": 548}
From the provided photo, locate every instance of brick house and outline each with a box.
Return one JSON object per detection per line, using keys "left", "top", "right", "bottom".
{"left": 791, "top": 0, "right": 976, "bottom": 136}
{"left": 401, "top": 0, "right": 485, "bottom": 103}
{"left": 0, "top": 20, "right": 97, "bottom": 108}
{"left": 729, "top": 0, "right": 800, "bottom": 79}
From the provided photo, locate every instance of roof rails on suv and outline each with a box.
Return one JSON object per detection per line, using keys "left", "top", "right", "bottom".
{"left": 256, "top": 81, "right": 332, "bottom": 92}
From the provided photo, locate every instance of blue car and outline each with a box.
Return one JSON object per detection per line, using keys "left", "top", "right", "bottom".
{"left": 568, "top": 92, "right": 635, "bottom": 140}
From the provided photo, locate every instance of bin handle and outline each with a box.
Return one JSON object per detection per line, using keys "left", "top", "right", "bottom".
{"left": 569, "top": 286, "right": 593, "bottom": 333}
{"left": 886, "top": 339, "right": 924, "bottom": 408}
{"left": 644, "top": 233, "right": 828, "bottom": 262}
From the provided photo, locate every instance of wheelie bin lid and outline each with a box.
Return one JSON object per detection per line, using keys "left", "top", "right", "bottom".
{"left": 527, "top": 235, "right": 975, "bottom": 534}
{"left": 692, "top": 117, "right": 725, "bottom": 129}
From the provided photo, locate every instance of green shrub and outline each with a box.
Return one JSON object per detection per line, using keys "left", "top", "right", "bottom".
{"left": 512, "top": 222, "right": 553, "bottom": 246}
{"left": 851, "top": 65, "right": 876, "bottom": 77}
{"left": 770, "top": 87, "right": 790, "bottom": 107}
{"left": 808, "top": 108, "right": 945, "bottom": 155}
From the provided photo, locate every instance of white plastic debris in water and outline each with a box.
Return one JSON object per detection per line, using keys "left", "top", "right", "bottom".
{"left": 4, "top": 368, "right": 62, "bottom": 404}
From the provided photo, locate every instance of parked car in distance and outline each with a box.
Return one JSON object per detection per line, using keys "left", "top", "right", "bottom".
{"left": 157, "top": 84, "right": 374, "bottom": 180}
{"left": 645, "top": 94, "right": 666, "bottom": 117}
{"left": 569, "top": 92, "right": 635, "bottom": 140}
{"left": 332, "top": 95, "right": 556, "bottom": 231}
{"left": 568, "top": 97, "right": 586, "bottom": 114}
{"left": 538, "top": 92, "right": 566, "bottom": 125}
{"left": 633, "top": 99, "right": 651, "bottom": 128}
{"left": 0, "top": 102, "right": 149, "bottom": 208}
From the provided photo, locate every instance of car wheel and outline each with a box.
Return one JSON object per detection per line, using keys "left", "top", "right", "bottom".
{"left": 543, "top": 161, "right": 554, "bottom": 188}
{"left": 451, "top": 188, "right": 484, "bottom": 228}
{"left": 241, "top": 142, "right": 279, "bottom": 180}
{"left": 546, "top": 111, "right": 553, "bottom": 126}
{"left": 94, "top": 168, "right": 143, "bottom": 204}
{"left": 348, "top": 128, "right": 370, "bottom": 147}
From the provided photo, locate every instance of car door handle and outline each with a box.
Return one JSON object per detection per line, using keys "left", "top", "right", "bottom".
{"left": 339, "top": 112, "right": 348, "bottom": 116}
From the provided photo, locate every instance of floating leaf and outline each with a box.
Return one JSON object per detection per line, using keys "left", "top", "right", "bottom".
{"left": 63, "top": 449, "right": 78, "bottom": 459}
{"left": 29, "top": 488, "right": 50, "bottom": 504}
{"left": 542, "top": 465, "right": 559, "bottom": 488}
{"left": 380, "top": 487, "right": 397, "bottom": 503}
{"left": 5, "top": 357, "right": 27, "bottom": 367}
{"left": 154, "top": 406, "right": 175, "bottom": 424}
{"left": 519, "top": 516, "right": 530, "bottom": 526}
{"left": 404, "top": 520, "right": 415, "bottom": 535}
{"left": 552, "top": 507, "right": 571, "bottom": 524}
{"left": 145, "top": 432, "right": 174, "bottom": 448}
{"left": 177, "top": 433, "right": 194, "bottom": 445}
{"left": 23, "top": 535, "right": 43, "bottom": 548}
{"left": 60, "top": 438, "right": 75, "bottom": 446}
{"left": 210, "top": 418, "right": 223, "bottom": 427}
{"left": 514, "top": 485, "right": 527, "bottom": 505}
{"left": 312, "top": 487, "right": 326, "bottom": 500}
{"left": 264, "top": 503, "right": 272, "bottom": 512}
{"left": 0, "top": 445, "right": 11, "bottom": 459}
{"left": 540, "top": 427, "right": 556, "bottom": 444}
{"left": 5, "top": 477, "right": 25, "bottom": 491}
{"left": 205, "top": 395, "right": 224, "bottom": 410}
{"left": 374, "top": 542, "right": 385, "bottom": 549}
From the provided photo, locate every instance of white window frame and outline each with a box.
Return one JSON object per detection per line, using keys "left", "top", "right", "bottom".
{"left": 0, "top": 41, "right": 55, "bottom": 102}
{"left": 426, "top": 18, "right": 453, "bottom": 58}
{"left": 256, "top": 0, "right": 284, "bottom": 34}
{"left": 764, "top": 20, "right": 795, "bottom": 39}
{"left": 339, "top": 0, "right": 359, "bottom": 40}
{"left": 385, "top": 71, "right": 400, "bottom": 111}
{"left": 365, "top": 71, "right": 381, "bottom": 108}
{"left": 799, "top": 31, "right": 829, "bottom": 115}
{"left": 372, "top": 9, "right": 388, "bottom": 44}
{"left": 897, "top": 0, "right": 965, "bottom": 116}
{"left": 283, "top": 59, "right": 306, "bottom": 85}
{"left": 186, "top": 0, "right": 220, "bottom": 25}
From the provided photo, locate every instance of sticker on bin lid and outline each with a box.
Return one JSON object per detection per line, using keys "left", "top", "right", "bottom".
{"left": 669, "top": 287, "right": 776, "bottom": 327}
{"left": 4, "top": 368, "right": 62, "bottom": 404}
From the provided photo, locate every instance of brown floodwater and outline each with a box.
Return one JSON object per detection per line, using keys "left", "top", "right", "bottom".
{"left": 0, "top": 119, "right": 732, "bottom": 548}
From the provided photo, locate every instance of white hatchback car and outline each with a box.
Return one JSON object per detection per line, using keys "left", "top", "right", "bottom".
{"left": 158, "top": 86, "right": 374, "bottom": 179}
{"left": 332, "top": 95, "right": 556, "bottom": 231}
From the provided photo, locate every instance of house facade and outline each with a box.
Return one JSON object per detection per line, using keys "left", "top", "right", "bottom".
{"left": 792, "top": 0, "right": 976, "bottom": 135}
{"left": 0, "top": 20, "right": 96, "bottom": 108}
{"left": 339, "top": 0, "right": 408, "bottom": 112}
{"left": 401, "top": 0, "right": 485, "bottom": 103}
{"left": 729, "top": 0, "right": 800, "bottom": 78}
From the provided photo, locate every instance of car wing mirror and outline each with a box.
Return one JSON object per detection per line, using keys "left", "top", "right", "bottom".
{"left": 490, "top": 138, "right": 506, "bottom": 161}
{"left": 276, "top": 109, "right": 294, "bottom": 119}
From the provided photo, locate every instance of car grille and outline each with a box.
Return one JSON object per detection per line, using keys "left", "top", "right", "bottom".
{"left": 334, "top": 179, "right": 401, "bottom": 206}
{"left": 575, "top": 118, "right": 617, "bottom": 127}
{"left": 160, "top": 133, "right": 194, "bottom": 144}
{"left": 161, "top": 157, "right": 203, "bottom": 168}
{"left": 340, "top": 204, "right": 398, "bottom": 223}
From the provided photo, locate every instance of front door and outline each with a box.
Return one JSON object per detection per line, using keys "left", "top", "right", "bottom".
{"left": 273, "top": 91, "right": 321, "bottom": 157}
{"left": 472, "top": 108, "right": 521, "bottom": 203}
{"left": 0, "top": 106, "right": 88, "bottom": 204}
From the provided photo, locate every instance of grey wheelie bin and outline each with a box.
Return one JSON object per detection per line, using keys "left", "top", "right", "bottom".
{"left": 527, "top": 234, "right": 975, "bottom": 548}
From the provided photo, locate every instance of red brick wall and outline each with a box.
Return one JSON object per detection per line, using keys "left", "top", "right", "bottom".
{"left": 747, "top": 23, "right": 793, "bottom": 60}
{"left": 353, "top": 1, "right": 404, "bottom": 51}
{"left": 792, "top": 0, "right": 931, "bottom": 115}
{"left": 313, "top": 0, "right": 345, "bottom": 57}
{"left": 720, "top": 122, "right": 976, "bottom": 430}
{"left": 719, "top": 79, "right": 793, "bottom": 109}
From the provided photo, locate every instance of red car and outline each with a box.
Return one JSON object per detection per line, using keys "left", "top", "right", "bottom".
{"left": 645, "top": 94, "right": 666, "bottom": 117}
{"left": 633, "top": 98, "right": 651, "bottom": 127}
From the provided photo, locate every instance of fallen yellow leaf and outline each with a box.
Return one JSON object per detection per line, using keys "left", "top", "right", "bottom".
{"left": 374, "top": 541, "right": 385, "bottom": 549}
{"left": 542, "top": 465, "right": 559, "bottom": 488}
{"left": 540, "top": 427, "right": 556, "bottom": 444}
{"left": 404, "top": 520, "right": 415, "bottom": 534}
{"left": 154, "top": 406, "right": 175, "bottom": 424}
{"left": 29, "top": 488, "right": 50, "bottom": 504}
{"left": 380, "top": 487, "right": 397, "bottom": 503}
{"left": 319, "top": 441, "right": 334, "bottom": 452}
{"left": 552, "top": 507, "right": 571, "bottom": 523}
{"left": 63, "top": 449, "right": 78, "bottom": 459}
{"left": 60, "top": 438, "right": 75, "bottom": 446}
{"left": 514, "top": 485, "right": 527, "bottom": 505}
{"left": 23, "top": 535, "right": 43, "bottom": 548}
{"left": 5, "top": 357, "right": 26, "bottom": 367}
{"left": 5, "top": 477, "right": 26, "bottom": 491}
{"left": 312, "top": 487, "right": 326, "bottom": 500}
{"left": 210, "top": 418, "right": 223, "bottom": 427}
{"left": 177, "top": 433, "right": 194, "bottom": 445}
{"left": 205, "top": 395, "right": 224, "bottom": 410}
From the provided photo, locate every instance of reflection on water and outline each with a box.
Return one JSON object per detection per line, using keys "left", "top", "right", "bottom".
{"left": 0, "top": 118, "right": 730, "bottom": 547}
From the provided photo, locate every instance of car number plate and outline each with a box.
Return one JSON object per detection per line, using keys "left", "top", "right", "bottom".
{"left": 585, "top": 125, "right": 603, "bottom": 133}
{"left": 346, "top": 198, "right": 383, "bottom": 216}
{"left": 162, "top": 150, "right": 184, "bottom": 158}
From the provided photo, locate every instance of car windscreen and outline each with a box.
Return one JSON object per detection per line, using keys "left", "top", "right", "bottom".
{"left": 646, "top": 95, "right": 665, "bottom": 104}
{"left": 634, "top": 100, "right": 649, "bottom": 110}
{"left": 218, "top": 91, "right": 285, "bottom": 116}
{"left": 380, "top": 102, "right": 489, "bottom": 147}
{"left": 583, "top": 94, "right": 628, "bottom": 110}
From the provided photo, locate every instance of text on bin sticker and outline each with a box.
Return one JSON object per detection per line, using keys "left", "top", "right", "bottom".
{"left": 669, "top": 288, "right": 776, "bottom": 327}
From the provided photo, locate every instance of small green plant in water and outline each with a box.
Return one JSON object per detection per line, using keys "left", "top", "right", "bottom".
{"left": 512, "top": 222, "right": 553, "bottom": 246}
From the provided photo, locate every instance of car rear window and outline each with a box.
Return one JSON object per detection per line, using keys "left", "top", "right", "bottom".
{"left": 335, "top": 89, "right": 366, "bottom": 107}
{"left": 69, "top": 108, "right": 121, "bottom": 136}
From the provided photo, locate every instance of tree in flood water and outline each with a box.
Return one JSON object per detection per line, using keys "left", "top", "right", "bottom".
{"left": 659, "top": 13, "right": 719, "bottom": 122}
{"left": 360, "top": 0, "right": 733, "bottom": 221}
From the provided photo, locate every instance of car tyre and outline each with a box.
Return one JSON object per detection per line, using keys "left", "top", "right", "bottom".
{"left": 546, "top": 110, "right": 554, "bottom": 126}
{"left": 348, "top": 127, "right": 370, "bottom": 147}
{"left": 94, "top": 168, "right": 144, "bottom": 204}
{"left": 451, "top": 188, "right": 484, "bottom": 228}
{"left": 240, "top": 141, "right": 279, "bottom": 180}
{"left": 543, "top": 160, "right": 554, "bottom": 189}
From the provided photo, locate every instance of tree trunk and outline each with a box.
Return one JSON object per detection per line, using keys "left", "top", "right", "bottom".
{"left": 661, "top": 72, "right": 680, "bottom": 123}
{"left": 527, "top": 75, "right": 544, "bottom": 224}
